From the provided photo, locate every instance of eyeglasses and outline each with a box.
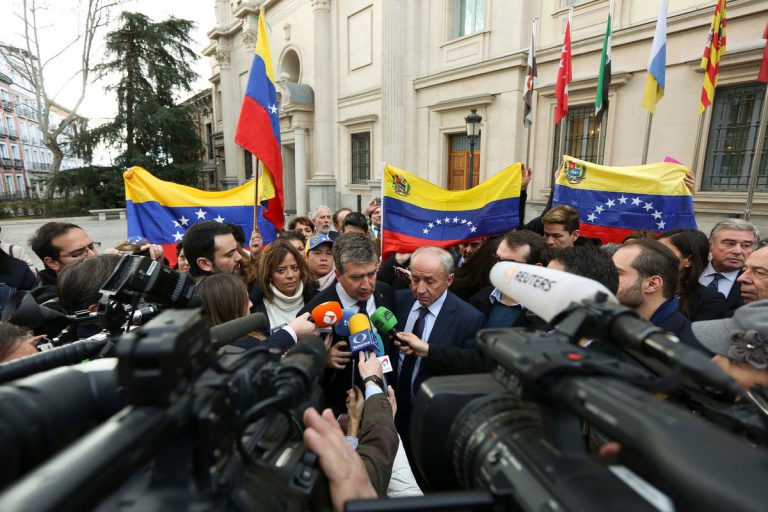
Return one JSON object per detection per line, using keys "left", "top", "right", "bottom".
{"left": 63, "top": 241, "right": 101, "bottom": 259}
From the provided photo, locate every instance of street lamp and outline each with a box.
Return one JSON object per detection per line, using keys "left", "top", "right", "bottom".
{"left": 465, "top": 108, "right": 482, "bottom": 189}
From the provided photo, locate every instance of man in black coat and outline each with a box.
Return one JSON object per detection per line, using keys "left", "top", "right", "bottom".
{"left": 612, "top": 239, "right": 707, "bottom": 353}
{"left": 300, "top": 233, "right": 395, "bottom": 415}
{"left": 390, "top": 246, "right": 485, "bottom": 454}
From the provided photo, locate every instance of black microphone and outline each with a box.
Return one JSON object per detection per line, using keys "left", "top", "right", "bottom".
{"left": 271, "top": 335, "right": 326, "bottom": 409}
{"left": 210, "top": 313, "right": 269, "bottom": 348}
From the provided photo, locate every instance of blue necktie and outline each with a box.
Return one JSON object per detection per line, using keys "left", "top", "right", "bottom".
{"left": 708, "top": 273, "right": 723, "bottom": 292}
{"left": 396, "top": 306, "right": 429, "bottom": 406}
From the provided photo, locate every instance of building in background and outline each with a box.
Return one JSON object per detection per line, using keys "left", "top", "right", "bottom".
{"left": 0, "top": 44, "right": 84, "bottom": 197}
{"left": 181, "top": 88, "right": 219, "bottom": 190}
{"left": 206, "top": 0, "right": 767, "bottom": 234}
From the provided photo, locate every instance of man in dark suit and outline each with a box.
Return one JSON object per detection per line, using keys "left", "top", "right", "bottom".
{"left": 391, "top": 246, "right": 485, "bottom": 453}
{"left": 613, "top": 239, "right": 707, "bottom": 353}
{"left": 470, "top": 230, "right": 551, "bottom": 330}
{"left": 300, "top": 233, "right": 394, "bottom": 414}
{"left": 699, "top": 219, "right": 759, "bottom": 315}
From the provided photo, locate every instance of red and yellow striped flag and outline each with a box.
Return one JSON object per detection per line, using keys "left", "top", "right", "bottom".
{"left": 699, "top": 0, "right": 726, "bottom": 113}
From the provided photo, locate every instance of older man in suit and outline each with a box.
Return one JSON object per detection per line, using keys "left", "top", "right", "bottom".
{"left": 699, "top": 219, "right": 759, "bottom": 315}
{"left": 392, "top": 246, "right": 485, "bottom": 454}
{"left": 300, "top": 232, "right": 395, "bottom": 414}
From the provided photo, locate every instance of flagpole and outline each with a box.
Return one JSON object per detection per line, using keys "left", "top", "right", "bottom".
{"left": 525, "top": 17, "right": 538, "bottom": 167}
{"left": 598, "top": 0, "right": 614, "bottom": 164}
{"left": 691, "top": 114, "right": 706, "bottom": 172}
{"left": 744, "top": 84, "right": 768, "bottom": 221}
{"left": 641, "top": 112, "right": 654, "bottom": 164}
{"left": 253, "top": 156, "right": 261, "bottom": 232}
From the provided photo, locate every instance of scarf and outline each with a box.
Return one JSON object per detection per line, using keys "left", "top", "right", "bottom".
{"left": 265, "top": 282, "right": 305, "bottom": 331}
{"left": 317, "top": 268, "right": 336, "bottom": 291}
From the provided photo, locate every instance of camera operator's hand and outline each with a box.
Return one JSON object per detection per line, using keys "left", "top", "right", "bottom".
{"left": 346, "top": 385, "right": 364, "bottom": 437}
{"left": 395, "top": 332, "right": 429, "bottom": 358}
{"left": 289, "top": 312, "right": 317, "bottom": 337}
{"left": 326, "top": 340, "right": 352, "bottom": 369}
{"left": 303, "top": 407, "right": 377, "bottom": 511}
{"left": 357, "top": 351, "right": 382, "bottom": 383}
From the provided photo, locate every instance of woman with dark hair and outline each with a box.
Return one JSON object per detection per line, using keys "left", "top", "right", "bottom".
{"left": 658, "top": 229, "right": 729, "bottom": 321}
{"left": 196, "top": 273, "right": 315, "bottom": 351}
{"left": 288, "top": 217, "right": 315, "bottom": 240}
{"left": 249, "top": 240, "right": 317, "bottom": 336}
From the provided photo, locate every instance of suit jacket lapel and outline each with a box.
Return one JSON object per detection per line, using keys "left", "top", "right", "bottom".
{"left": 426, "top": 294, "right": 457, "bottom": 347}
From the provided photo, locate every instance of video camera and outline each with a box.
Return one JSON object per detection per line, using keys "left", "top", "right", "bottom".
{"left": 396, "top": 264, "right": 768, "bottom": 512}
{"left": 0, "top": 307, "right": 331, "bottom": 511}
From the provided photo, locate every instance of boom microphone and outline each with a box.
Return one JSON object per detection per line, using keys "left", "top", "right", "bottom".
{"left": 310, "top": 301, "right": 344, "bottom": 330}
{"left": 489, "top": 261, "right": 617, "bottom": 323}
{"left": 490, "top": 262, "right": 741, "bottom": 398}
{"left": 348, "top": 314, "right": 379, "bottom": 354}
{"left": 210, "top": 313, "right": 269, "bottom": 348}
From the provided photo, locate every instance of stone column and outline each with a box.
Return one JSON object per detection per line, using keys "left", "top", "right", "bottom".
{"left": 311, "top": 0, "right": 333, "bottom": 179}
{"left": 381, "top": 0, "right": 406, "bottom": 168}
{"left": 217, "top": 47, "right": 241, "bottom": 189}
{"left": 294, "top": 127, "right": 308, "bottom": 216}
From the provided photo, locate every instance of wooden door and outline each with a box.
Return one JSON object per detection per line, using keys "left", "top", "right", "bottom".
{"left": 448, "top": 150, "right": 480, "bottom": 190}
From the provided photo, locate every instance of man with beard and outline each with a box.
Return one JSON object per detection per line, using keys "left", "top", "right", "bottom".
{"left": 612, "top": 239, "right": 706, "bottom": 352}
{"left": 183, "top": 221, "right": 243, "bottom": 277}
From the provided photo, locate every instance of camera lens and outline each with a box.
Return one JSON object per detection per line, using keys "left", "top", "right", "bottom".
{"left": 449, "top": 394, "right": 543, "bottom": 489}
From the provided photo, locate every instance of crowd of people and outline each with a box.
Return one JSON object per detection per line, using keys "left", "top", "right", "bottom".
{"left": 0, "top": 186, "right": 767, "bottom": 508}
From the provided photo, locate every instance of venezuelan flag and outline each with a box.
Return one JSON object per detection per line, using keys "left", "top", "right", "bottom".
{"left": 382, "top": 164, "right": 521, "bottom": 258}
{"left": 552, "top": 156, "right": 696, "bottom": 243}
{"left": 124, "top": 167, "right": 277, "bottom": 265}
{"left": 234, "top": 6, "right": 284, "bottom": 230}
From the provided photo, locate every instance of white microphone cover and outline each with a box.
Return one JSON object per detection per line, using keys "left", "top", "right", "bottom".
{"left": 489, "top": 262, "right": 617, "bottom": 323}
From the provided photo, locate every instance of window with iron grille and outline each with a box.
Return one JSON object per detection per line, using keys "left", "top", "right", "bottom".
{"left": 552, "top": 104, "right": 603, "bottom": 177}
{"left": 701, "top": 83, "right": 768, "bottom": 192}
{"left": 351, "top": 132, "right": 371, "bottom": 184}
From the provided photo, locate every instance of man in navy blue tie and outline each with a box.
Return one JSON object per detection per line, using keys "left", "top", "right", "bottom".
{"left": 391, "top": 246, "right": 484, "bottom": 456}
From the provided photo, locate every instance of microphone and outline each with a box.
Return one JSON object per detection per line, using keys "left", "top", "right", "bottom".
{"left": 348, "top": 314, "right": 379, "bottom": 354}
{"left": 371, "top": 306, "right": 400, "bottom": 342}
{"left": 489, "top": 261, "right": 617, "bottom": 323}
{"left": 271, "top": 335, "right": 326, "bottom": 409}
{"left": 310, "top": 301, "right": 344, "bottom": 332}
{"left": 333, "top": 308, "right": 355, "bottom": 337}
{"left": 490, "top": 262, "right": 741, "bottom": 398}
{"left": 210, "top": 313, "right": 269, "bottom": 348}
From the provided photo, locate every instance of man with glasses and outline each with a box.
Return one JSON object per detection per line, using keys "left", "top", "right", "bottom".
{"left": 470, "top": 230, "right": 550, "bottom": 328}
{"left": 29, "top": 222, "right": 100, "bottom": 295}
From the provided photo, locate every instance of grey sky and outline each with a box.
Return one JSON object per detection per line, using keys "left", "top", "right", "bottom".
{"left": 1, "top": 0, "right": 214, "bottom": 122}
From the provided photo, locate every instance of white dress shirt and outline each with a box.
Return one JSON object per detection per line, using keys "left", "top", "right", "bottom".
{"left": 398, "top": 290, "right": 448, "bottom": 393}
{"left": 698, "top": 261, "right": 740, "bottom": 298}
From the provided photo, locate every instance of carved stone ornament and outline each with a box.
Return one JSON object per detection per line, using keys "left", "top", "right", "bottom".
{"left": 310, "top": 0, "right": 331, "bottom": 11}
{"left": 216, "top": 49, "right": 231, "bottom": 68}
{"left": 242, "top": 30, "right": 257, "bottom": 48}
{"left": 283, "top": 22, "right": 291, "bottom": 41}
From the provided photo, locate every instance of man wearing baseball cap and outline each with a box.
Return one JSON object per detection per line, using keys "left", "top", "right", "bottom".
{"left": 691, "top": 300, "right": 768, "bottom": 391}
{"left": 306, "top": 233, "right": 336, "bottom": 291}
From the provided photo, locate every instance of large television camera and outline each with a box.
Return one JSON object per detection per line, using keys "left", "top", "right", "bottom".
{"left": 0, "top": 307, "right": 331, "bottom": 511}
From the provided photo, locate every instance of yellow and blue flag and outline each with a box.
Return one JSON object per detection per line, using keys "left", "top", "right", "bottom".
{"left": 552, "top": 156, "right": 696, "bottom": 243}
{"left": 641, "top": 0, "right": 668, "bottom": 113}
{"left": 234, "top": 6, "right": 284, "bottom": 229}
{"left": 124, "top": 167, "right": 277, "bottom": 262}
{"left": 382, "top": 164, "right": 521, "bottom": 258}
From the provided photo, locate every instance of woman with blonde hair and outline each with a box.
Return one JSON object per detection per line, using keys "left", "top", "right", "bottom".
{"left": 249, "top": 240, "right": 318, "bottom": 336}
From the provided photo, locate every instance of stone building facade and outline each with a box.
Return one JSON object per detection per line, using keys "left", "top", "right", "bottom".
{"left": 205, "top": 0, "right": 768, "bottom": 234}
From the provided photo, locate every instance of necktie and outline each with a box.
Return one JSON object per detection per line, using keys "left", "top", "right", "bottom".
{"left": 708, "top": 273, "right": 723, "bottom": 292}
{"left": 356, "top": 300, "right": 368, "bottom": 316}
{"left": 397, "top": 306, "right": 429, "bottom": 406}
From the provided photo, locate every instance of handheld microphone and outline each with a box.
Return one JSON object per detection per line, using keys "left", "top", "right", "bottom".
{"left": 210, "top": 313, "right": 269, "bottom": 348}
{"left": 371, "top": 306, "right": 400, "bottom": 342}
{"left": 333, "top": 308, "right": 355, "bottom": 337}
{"left": 348, "top": 314, "right": 379, "bottom": 354}
{"left": 489, "top": 261, "right": 617, "bottom": 323}
{"left": 270, "top": 335, "right": 326, "bottom": 409}
{"left": 310, "top": 301, "right": 344, "bottom": 332}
